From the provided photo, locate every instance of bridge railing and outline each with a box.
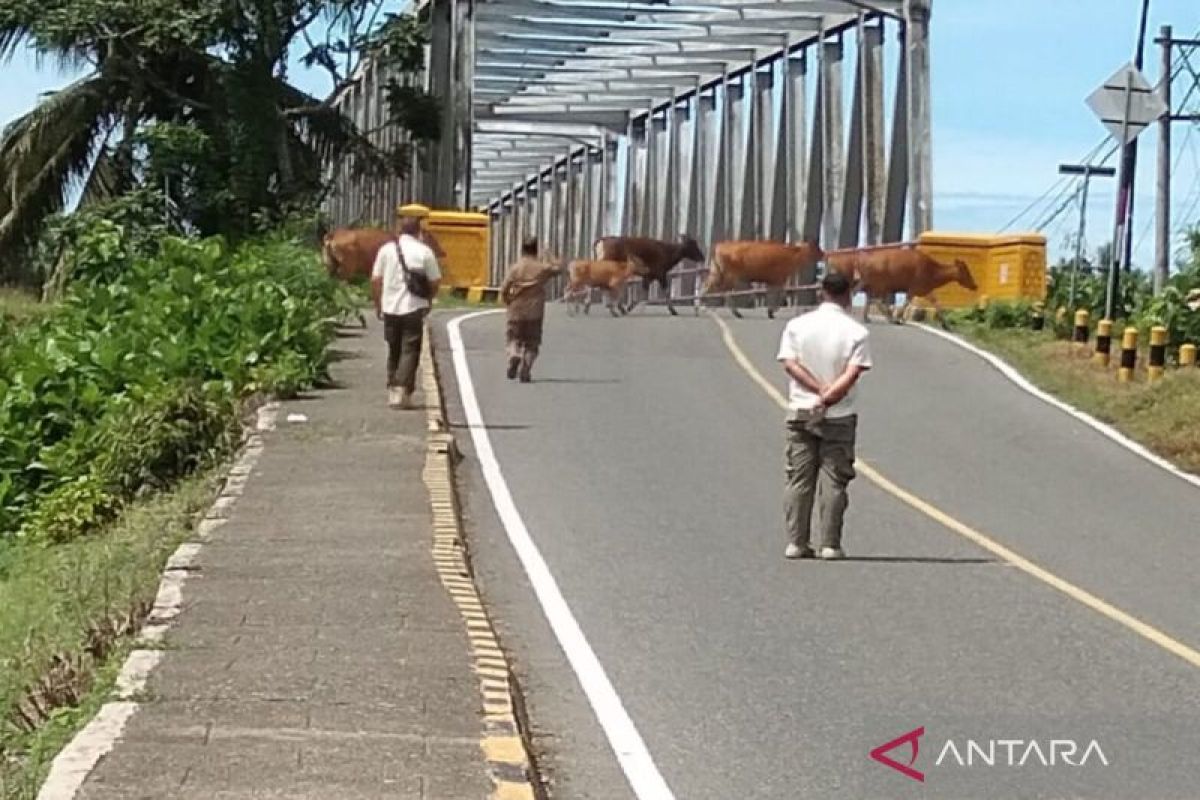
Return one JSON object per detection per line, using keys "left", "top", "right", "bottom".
{"left": 552, "top": 264, "right": 820, "bottom": 315}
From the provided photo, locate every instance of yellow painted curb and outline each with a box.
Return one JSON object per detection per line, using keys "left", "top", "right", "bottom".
{"left": 419, "top": 323, "right": 541, "bottom": 799}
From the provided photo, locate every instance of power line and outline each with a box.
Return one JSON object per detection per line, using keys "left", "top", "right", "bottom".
{"left": 999, "top": 139, "right": 1107, "bottom": 232}
{"left": 1001, "top": 32, "right": 1200, "bottom": 237}
{"left": 1175, "top": 130, "right": 1200, "bottom": 233}
{"left": 1133, "top": 121, "right": 1196, "bottom": 253}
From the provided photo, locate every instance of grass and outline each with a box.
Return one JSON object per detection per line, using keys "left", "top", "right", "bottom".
{"left": 0, "top": 290, "right": 49, "bottom": 328}
{"left": 947, "top": 322, "right": 1200, "bottom": 474}
{"left": 0, "top": 471, "right": 224, "bottom": 799}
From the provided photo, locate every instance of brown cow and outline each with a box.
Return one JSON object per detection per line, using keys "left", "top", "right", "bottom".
{"left": 592, "top": 235, "right": 705, "bottom": 316}
{"left": 563, "top": 259, "right": 634, "bottom": 317}
{"left": 825, "top": 246, "right": 977, "bottom": 327}
{"left": 321, "top": 227, "right": 447, "bottom": 281}
{"left": 701, "top": 240, "right": 825, "bottom": 319}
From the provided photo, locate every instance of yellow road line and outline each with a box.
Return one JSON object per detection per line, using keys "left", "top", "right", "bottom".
{"left": 709, "top": 311, "right": 1200, "bottom": 670}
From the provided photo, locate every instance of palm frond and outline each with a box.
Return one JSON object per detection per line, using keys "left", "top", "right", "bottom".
{"left": 77, "top": 131, "right": 134, "bottom": 208}
{"left": 0, "top": 21, "right": 33, "bottom": 62}
{"left": 0, "top": 73, "right": 121, "bottom": 257}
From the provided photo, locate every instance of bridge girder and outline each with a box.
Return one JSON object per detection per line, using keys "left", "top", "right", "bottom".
{"left": 325, "top": 0, "right": 932, "bottom": 292}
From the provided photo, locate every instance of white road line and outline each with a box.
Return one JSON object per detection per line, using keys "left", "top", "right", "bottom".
{"left": 446, "top": 310, "right": 676, "bottom": 800}
{"left": 915, "top": 325, "right": 1200, "bottom": 491}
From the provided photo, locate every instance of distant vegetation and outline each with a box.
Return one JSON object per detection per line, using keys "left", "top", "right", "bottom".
{"left": 0, "top": 2, "right": 439, "bottom": 792}
{"left": 944, "top": 229, "right": 1200, "bottom": 475}
{"left": 0, "top": 0, "right": 439, "bottom": 291}
{"left": 954, "top": 228, "right": 1200, "bottom": 354}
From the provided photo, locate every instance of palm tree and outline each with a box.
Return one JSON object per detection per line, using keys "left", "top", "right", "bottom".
{"left": 0, "top": 1, "right": 435, "bottom": 272}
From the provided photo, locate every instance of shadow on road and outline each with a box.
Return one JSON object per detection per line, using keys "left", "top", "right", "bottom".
{"left": 837, "top": 555, "right": 997, "bottom": 565}
{"left": 533, "top": 378, "right": 621, "bottom": 385}
{"left": 449, "top": 422, "right": 532, "bottom": 431}
{"left": 329, "top": 348, "right": 363, "bottom": 362}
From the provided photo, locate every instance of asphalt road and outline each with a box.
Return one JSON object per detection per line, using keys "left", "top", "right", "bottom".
{"left": 431, "top": 305, "right": 1200, "bottom": 800}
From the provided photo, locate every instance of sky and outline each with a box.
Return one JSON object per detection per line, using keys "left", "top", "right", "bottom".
{"left": 2, "top": 0, "right": 1199, "bottom": 265}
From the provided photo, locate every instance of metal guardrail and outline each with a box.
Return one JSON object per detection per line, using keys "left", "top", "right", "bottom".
{"left": 552, "top": 264, "right": 821, "bottom": 315}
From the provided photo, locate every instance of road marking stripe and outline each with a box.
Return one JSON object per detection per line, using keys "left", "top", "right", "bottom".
{"left": 420, "top": 325, "right": 538, "bottom": 799}
{"left": 448, "top": 310, "right": 677, "bottom": 800}
{"left": 709, "top": 311, "right": 1200, "bottom": 670}
{"left": 914, "top": 323, "right": 1200, "bottom": 490}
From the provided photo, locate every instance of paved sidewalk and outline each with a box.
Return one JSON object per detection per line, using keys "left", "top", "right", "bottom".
{"left": 74, "top": 320, "right": 491, "bottom": 799}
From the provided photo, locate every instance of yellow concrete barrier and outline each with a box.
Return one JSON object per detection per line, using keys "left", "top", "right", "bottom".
{"left": 1073, "top": 309, "right": 1090, "bottom": 351}
{"left": 426, "top": 211, "right": 489, "bottom": 290}
{"left": 1118, "top": 327, "right": 1138, "bottom": 383}
{"left": 1181, "top": 343, "right": 1198, "bottom": 368}
{"left": 1148, "top": 326, "right": 1167, "bottom": 382}
{"left": 1094, "top": 319, "right": 1113, "bottom": 367}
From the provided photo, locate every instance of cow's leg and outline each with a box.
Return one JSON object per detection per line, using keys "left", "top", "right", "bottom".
{"left": 766, "top": 285, "right": 783, "bottom": 320}
{"left": 607, "top": 285, "right": 622, "bottom": 317}
{"left": 661, "top": 277, "right": 678, "bottom": 316}
{"left": 927, "top": 295, "right": 950, "bottom": 329}
{"left": 727, "top": 289, "right": 743, "bottom": 319}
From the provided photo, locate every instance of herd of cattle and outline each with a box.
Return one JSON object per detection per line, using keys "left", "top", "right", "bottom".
{"left": 320, "top": 226, "right": 979, "bottom": 324}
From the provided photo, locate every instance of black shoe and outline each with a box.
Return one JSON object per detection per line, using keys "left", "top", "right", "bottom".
{"left": 507, "top": 358, "right": 520, "bottom": 380}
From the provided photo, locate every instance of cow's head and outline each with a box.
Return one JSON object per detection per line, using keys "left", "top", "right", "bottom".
{"left": 679, "top": 236, "right": 705, "bottom": 263}
{"left": 954, "top": 259, "right": 978, "bottom": 291}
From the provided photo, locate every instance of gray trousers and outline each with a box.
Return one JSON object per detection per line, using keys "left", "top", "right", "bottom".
{"left": 784, "top": 411, "right": 858, "bottom": 549}
{"left": 383, "top": 309, "right": 428, "bottom": 392}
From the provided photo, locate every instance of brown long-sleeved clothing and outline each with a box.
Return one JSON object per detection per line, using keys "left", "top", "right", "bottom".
{"left": 500, "top": 257, "right": 562, "bottom": 321}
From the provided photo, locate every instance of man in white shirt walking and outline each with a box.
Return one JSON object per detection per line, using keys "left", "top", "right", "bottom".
{"left": 371, "top": 205, "right": 442, "bottom": 409}
{"left": 776, "top": 270, "right": 872, "bottom": 560}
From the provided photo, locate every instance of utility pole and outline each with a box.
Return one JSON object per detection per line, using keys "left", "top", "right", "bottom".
{"left": 1108, "top": 0, "right": 1153, "bottom": 318}
{"left": 1156, "top": 26, "right": 1172, "bottom": 295}
{"left": 1155, "top": 28, "right": 1200, "bottom": 294}
{"left": 1059, "top": 163, "right": 1116, "bottom": 309}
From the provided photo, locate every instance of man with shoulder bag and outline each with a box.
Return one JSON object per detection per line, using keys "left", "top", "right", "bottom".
{"left": 371, "top": 204, "right": 442, "bottom": 409}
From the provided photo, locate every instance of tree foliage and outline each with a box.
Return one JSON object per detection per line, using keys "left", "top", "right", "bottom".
{"left": 0, "top": 0, "right": 439, "bottom": 278}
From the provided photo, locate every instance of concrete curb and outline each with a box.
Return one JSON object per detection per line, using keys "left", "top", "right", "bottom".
{"left": 36, "top": 402, "right": 281, "bottom": 800}
{"left": 419, "top": 323, "right": 542, "bottom": 800}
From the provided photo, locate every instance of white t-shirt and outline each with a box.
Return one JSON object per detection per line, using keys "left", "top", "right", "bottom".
{"left": 371, "top": 234, "right": 441, "bottom": 316}
{"left": 776, "top": 302, "right": 873, "bottom": 417}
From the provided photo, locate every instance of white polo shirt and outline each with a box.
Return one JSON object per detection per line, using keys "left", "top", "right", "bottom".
{"left": 776, "top": 302, "right": 873, "bottom": 417}
{"left": 371, "top": 234, "right": 441, "bottom": 316}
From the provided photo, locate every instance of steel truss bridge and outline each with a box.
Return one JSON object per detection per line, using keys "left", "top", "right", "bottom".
{"left": 326, "top": 0, "right": 933, "bottom": 291}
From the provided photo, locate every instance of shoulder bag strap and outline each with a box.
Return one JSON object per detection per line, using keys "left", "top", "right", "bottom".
{"left": 395, "top": 236, "right": 411, "bottom": 277}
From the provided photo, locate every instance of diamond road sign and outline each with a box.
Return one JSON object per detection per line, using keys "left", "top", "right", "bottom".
{"left": 1086, "top": 62, "right": 1168, "bottom": 146}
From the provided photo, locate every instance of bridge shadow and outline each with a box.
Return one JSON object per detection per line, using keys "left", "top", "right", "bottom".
{"left": 836, "top": 555, "right": 997, "bottom": 565}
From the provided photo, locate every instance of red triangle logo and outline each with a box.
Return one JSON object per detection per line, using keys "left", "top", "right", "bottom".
{"left": 869, "top": 726, "right": 925, "bottom": 782}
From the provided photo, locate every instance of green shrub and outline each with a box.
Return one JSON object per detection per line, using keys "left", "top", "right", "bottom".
{"left": 0, "top": 231, "right": 358, "bottom": 541}
{"left": 983, "top": 300, "right": 1034, "bottom": 330}
{"left": 1132, "top": 263, "right": 1200, "bottom": 354}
